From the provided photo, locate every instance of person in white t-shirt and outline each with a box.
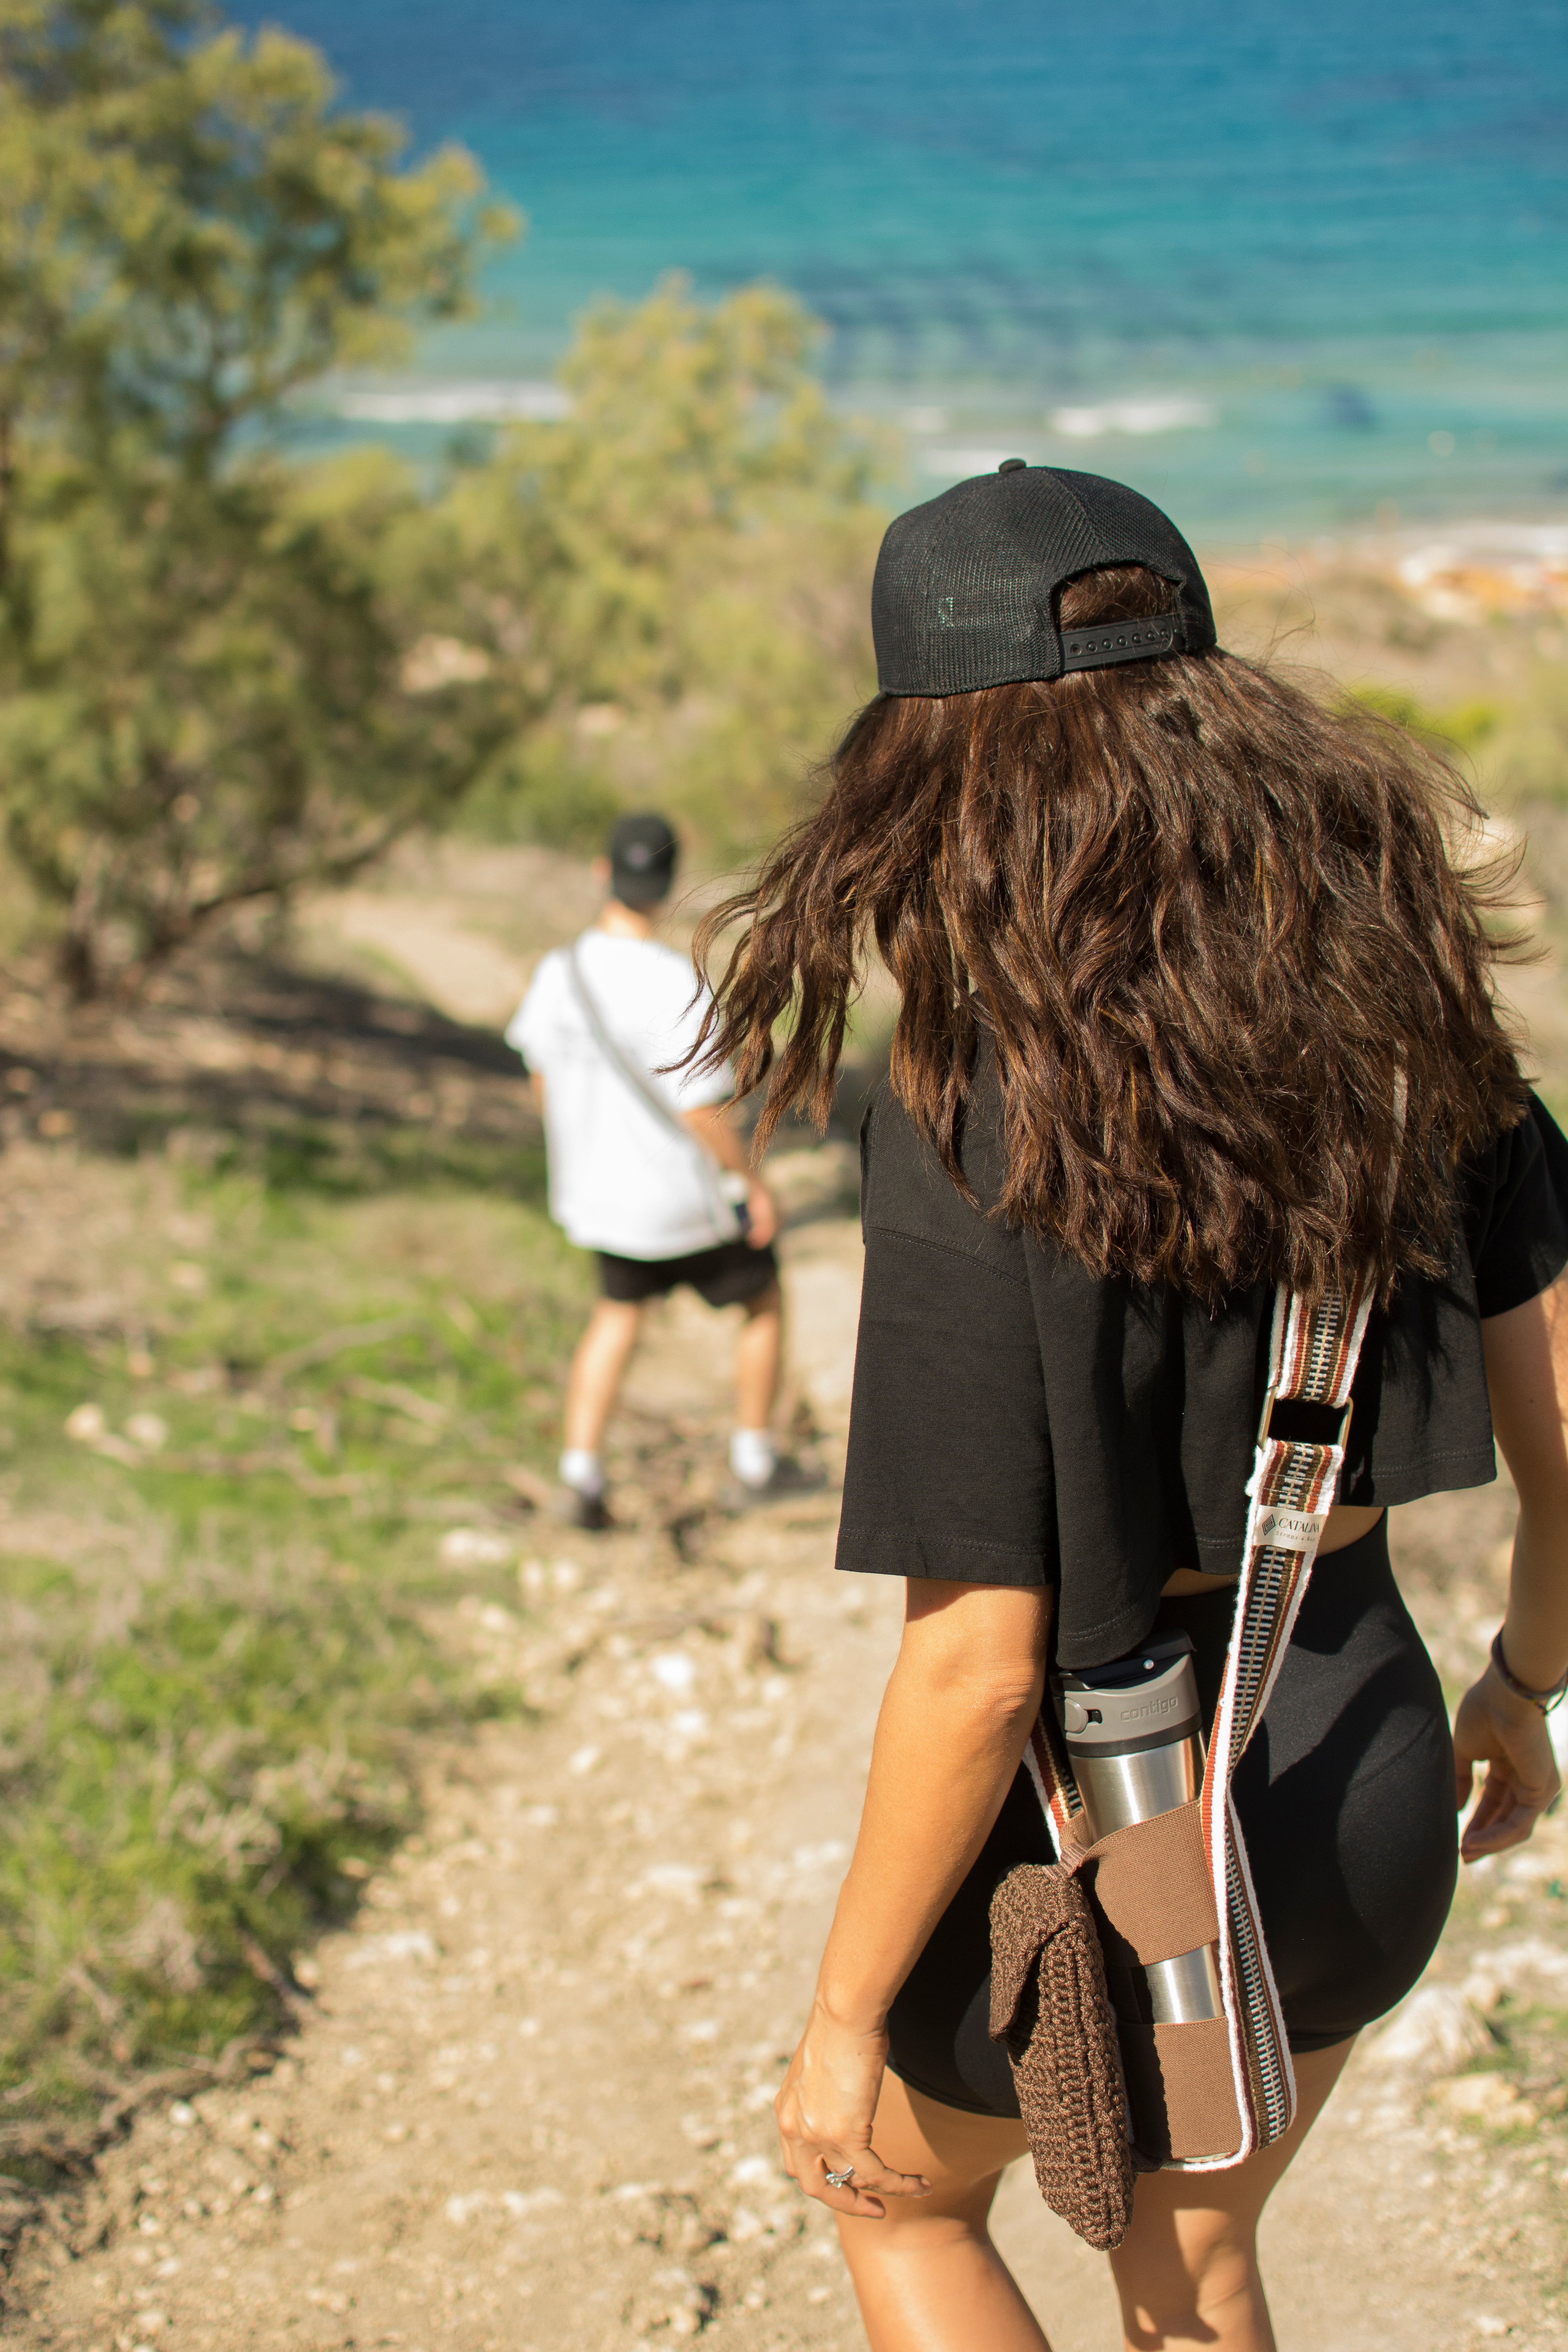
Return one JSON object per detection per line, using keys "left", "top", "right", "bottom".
{"left": 508, "top": 812, "right": 809, "bottom": 1528}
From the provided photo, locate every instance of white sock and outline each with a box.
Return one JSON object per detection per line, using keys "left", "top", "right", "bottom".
{"left": 730, "top": 1428, "right": 777, "bottom": 1488}
{"left": 560, "top": 1448, "right": 604, "bottom": 1499}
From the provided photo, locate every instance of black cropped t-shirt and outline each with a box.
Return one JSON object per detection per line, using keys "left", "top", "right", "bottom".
{"left": 835, "top": 1044, "right": 1568, "bottom": 1669}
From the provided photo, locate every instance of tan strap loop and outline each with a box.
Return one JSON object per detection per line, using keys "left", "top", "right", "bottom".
{"left": 1070, "top": 1799, "right": 1220, "bottom": 1968}
{"left": 1118, "top": 2019, "right": 1244, "bottom": 2163}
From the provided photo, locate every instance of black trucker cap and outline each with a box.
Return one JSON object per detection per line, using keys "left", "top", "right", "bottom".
{"left": 608, "top": 811, "right": 678, "bottom": 907}
{"left": 871, "top": 461, "right": 1216, "bottom": 698}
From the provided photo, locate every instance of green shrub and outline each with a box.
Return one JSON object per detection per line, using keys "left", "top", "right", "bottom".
{"left": 1345, "top": 683, "right": 1503, "bottom": 752}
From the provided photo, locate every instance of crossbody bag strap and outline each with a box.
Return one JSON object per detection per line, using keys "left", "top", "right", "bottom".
{"left": 564, "top": 941, "right": 740, "bottom": 1245}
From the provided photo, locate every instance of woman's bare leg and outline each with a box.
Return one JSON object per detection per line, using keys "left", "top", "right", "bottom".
{"left": 1109, "top": 2039, "right": 1356, "bottom": 2352}
{"left": 835, "top": 2071, "right": 1050, "bottom": 2352}
{"left": 833, "top": 2042, "right": 1353, "bottom": 2352}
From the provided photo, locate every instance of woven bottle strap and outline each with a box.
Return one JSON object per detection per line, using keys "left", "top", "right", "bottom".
{"left": 1023, "top": 1272, "right": 1378, "bottom": 2171}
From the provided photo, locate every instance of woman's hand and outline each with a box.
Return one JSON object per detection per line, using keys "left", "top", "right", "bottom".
{"left": 775, "top": 1997, "right": 930, "bottom": 2220}
{"left": 1454, "top": 1660, "right": 1562, "bottom": 1862}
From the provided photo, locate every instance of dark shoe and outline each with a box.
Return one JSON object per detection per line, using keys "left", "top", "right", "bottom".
{"left": 554, "top": 1484, "right": 611, "bottom": 1531}
{"left": 721, "top": 1455, "right": 826, "bottom": 1511}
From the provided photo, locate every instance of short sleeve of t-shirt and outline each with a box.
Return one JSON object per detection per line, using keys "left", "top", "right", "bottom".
{"left": 504, "top": 956, "right": 561, "bottom": 1077}
{"left": 836, "top": 1084, "right": 1056, "bottom": 1590}
{"left": 1463, "top": 1097, "right": 1568, "bottom": 1318}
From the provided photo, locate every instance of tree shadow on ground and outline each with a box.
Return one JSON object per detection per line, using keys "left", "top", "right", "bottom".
{"left": 0, "top": 950, "right": 546, "bottom": 1199}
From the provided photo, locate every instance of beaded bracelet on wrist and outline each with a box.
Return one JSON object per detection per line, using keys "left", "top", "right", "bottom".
{"left": 1490, "top": 1628, "right": 1568, "bottom": 1715}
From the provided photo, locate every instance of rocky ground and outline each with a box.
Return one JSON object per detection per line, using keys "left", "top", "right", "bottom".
{"left": 5, "top": 1201, "right": 1568, "bottom": 2352}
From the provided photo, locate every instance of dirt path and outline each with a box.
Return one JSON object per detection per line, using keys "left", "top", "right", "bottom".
{"left": 7, "top": 1196, "right": 1568, "bottom": 2352}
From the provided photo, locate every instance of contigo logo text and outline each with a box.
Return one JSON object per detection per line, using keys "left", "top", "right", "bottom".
{"left": 1114, "top": 1692, "right": 1182, "bottom": 1724}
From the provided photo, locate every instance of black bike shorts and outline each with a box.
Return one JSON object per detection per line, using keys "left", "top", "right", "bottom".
{"left": 597, "top": 1237, "right": 780, "bottom": 1308}
{"left": 886, "top": 1517, "right": 1458, "bottom": 2116}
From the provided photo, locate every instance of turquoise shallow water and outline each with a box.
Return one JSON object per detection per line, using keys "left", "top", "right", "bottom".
{"left": 233, "top": 0, "right": 1568, "bottom": 535}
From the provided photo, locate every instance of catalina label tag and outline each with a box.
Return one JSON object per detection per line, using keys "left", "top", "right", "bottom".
{"left": 1254, "top": 1504, "right": 1329, "bottom": 1553}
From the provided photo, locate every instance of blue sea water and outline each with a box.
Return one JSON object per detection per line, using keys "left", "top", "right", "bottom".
{"left": 231, "top": 0, "right": 1568, "bottom": 537}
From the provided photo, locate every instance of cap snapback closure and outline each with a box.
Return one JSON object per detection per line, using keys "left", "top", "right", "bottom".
{"left": 1059, "top": 612, "right": 1181, "bottom": 673}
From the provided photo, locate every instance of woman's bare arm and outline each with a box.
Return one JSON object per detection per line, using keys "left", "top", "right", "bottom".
{"left": 1455, "top": 1274, "right": 1568, "bottom": 1858}
{"left": 775, "top": 1578, "right": 1051, "bottom": 2216}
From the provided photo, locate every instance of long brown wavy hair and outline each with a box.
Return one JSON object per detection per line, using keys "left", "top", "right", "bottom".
{"left": 694, "top": 563, "right": 1528, "bottom": 1305}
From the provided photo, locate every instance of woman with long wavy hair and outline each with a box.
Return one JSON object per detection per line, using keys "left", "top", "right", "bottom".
{"left": 693, "top": 465, "right": 1568, "bottom": 2352}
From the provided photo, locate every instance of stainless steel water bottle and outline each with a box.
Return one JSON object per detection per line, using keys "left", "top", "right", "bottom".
{"left": 1053, "top": 1630, "right": 1223, "bottom": 2024}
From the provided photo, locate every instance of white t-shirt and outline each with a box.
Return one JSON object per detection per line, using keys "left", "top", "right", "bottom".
{"left": 506, "top": 930, "right": 737, "bottom": 1259}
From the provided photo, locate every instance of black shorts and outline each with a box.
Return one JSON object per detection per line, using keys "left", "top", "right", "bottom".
{"left": 886, "top": 1517, "right": 1458, "bottom": 2117}
{"left": 597, "top": 1237, "right": 780, "bottom": 1308}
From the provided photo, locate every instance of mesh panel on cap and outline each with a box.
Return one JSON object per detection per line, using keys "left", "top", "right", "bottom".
{"left": 871, "top": 467, "right": 1216, "bottom": 698}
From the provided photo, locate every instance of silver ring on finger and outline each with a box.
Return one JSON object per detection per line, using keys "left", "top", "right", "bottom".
{"left": 824, "top": 2164, "right": 855, "bottom": 2190}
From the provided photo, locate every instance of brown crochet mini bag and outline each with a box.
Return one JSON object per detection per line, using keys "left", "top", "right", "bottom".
{"left": 987, "top": 1277, "right": 1377, "bottom": 2250}
{"left": 988, "top": 1850, "right": 1134, "bottom": 2249}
